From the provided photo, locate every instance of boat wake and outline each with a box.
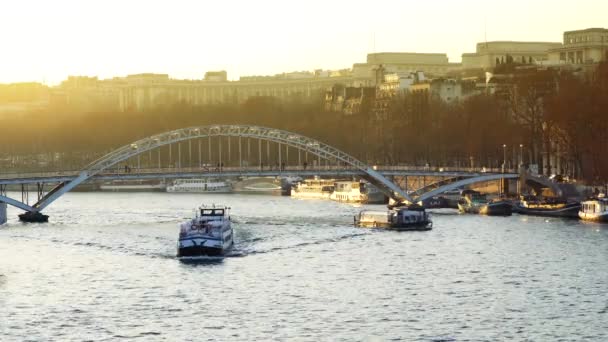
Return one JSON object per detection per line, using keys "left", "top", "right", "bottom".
{"left": 235, "top": 232, "right": 368, "bottom": 256}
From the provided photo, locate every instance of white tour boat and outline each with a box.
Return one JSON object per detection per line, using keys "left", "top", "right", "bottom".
{"left": 177, "top": 205, "right": 234, "bottom": 257}
{"left": 167, "top": 179, "right": 232, "bottom": 193}
{"left": 99, "top": 180, "right": 165, "bottom": 192}
{"left": 579, "top": 197, "right": 608, "bottom": 222}
{"left": 330, "top": 180, "right": 387, "bottom": 204}
{"left": 290, "top": 178, "right": 335, "bottom": 200}
{"left": 354, "top": 205, "right": 432, "bottom": 231}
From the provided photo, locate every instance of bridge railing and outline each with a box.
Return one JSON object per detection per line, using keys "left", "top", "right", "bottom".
{"left": 0, "top": 165, "right": 520, "bottom": 180}
{"left": 0, "top": 170, "right": 81, "bottom": 180}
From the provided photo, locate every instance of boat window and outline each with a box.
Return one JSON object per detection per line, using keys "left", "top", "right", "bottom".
{"left": 213, "top": 209, "right": 224, "bottom": 216}
{"left": 201, "top": 209, "right": 214, "bottom": 215}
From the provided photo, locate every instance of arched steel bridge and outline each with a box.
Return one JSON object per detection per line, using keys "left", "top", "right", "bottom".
{"left": 0, "top": 125, "right": 416, "bottom": 214}
{"left": 0, "top": 124, "right": 560, "bottom": 221}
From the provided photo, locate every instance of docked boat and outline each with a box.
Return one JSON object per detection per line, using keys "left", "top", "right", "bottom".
{"left": 99, "top": 180, "right": 165, "bottom": 192}
{"left": 167, "top": 179, "right": 232, "bottom": 193}
{"left": 457, "top": 190, "right": 512, "bottom": 216}
{"left": 330, "top": 180, "right": 386, "bottom": 204}
{"left": 354, "top": 205, "right": 432, "bottom": 231}
{"left": 177, "top": 205, "right": 233, "bottom": 257}
{"left": 579, "top": 197, "right": 608, "bottom": 222}
{"left": 513, "top": 195, "right": 580, "bottom": 218}
{"left": 331, "top": 181, "right": 364, "bottom": 203}
{"left": 421, "top": 196, "right": 451, "bottom": 209}
{"left": 18, "top": 211, "right": 49, "bottom": 223}
{"left": 291, "top": 178, "right": 335, "bottom": 200}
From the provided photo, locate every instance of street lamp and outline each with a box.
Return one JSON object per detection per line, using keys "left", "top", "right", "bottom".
{"left": 519, "top": 144, "right": 524, "bottom": 167}
{"left": 502, "top": 144, "right": 507, "bottom": 172}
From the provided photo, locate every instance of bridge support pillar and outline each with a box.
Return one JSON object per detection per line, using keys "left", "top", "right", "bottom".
{"left": 501, "top": 178, "right": 510, "bottom": 197}
{"left": 0, "top": 202, "right": 6, "bottom": 225}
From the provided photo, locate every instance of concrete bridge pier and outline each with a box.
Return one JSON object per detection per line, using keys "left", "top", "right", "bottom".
{"left": 0, "top": 202, "right": 6, "bottom": 225}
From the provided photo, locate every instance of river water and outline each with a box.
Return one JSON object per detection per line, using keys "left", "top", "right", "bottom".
{"left": 1, "top": 192, "right": 607, "bottom": 341}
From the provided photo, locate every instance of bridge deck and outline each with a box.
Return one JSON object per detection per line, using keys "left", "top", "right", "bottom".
{"left": 0, "top": 167, "right": 518, "bottom": 185}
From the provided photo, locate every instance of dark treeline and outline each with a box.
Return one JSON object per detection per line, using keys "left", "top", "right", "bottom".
{"left": 1, "top": 61, "right": 607, "bottom": 182}
{"left": 371, "top": 92, "right": 523, "bottom": 168}
{"left": 546, "top": 61, "right": 608, "bottom": 182}
{"left": 0, "top": 97, "right": 343, "bottom": 164}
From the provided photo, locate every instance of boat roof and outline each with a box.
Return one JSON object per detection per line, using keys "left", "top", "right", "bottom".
{"left": 582, "top": 198, "right": 608, "bottom": 204}
{"left": 359, "top": 210, "right": 389, "bottom": 215}
{"left": 199, "top": 204, "right": 230, "bottom": 209}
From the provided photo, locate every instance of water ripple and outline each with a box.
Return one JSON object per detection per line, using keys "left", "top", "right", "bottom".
{"left": 0, "top": 192, "right": 607, "bottom": 341}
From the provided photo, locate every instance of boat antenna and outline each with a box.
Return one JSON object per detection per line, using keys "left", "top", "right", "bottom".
{"left": 373, "top": 32, "right": 376, "bottom": 53}
{"left": 484, "top": 16, "right": 488, "bottom": 48}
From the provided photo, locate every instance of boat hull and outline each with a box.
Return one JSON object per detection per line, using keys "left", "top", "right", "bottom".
{"left": 177, "top": 244, "right": 232, "bottom": 257}
{"left": 513, "top": 203, "right": 580, "bottom": 218}
{"left": 578, "top": 211, "right": 608, "bottom": 222}
{"left": 389, "top": 220, "right": 432, "bottom": 231}
{"left": 458, "top": 201, "right": 512, "bottom": 216}
{"left": 291, "top": 191, "right": 332, "bottom": 200}
{"left": 99, "top": 184, "right": 165, "bottom": 192}
{"left": 177, "top": 237, "right": 233, "bottom": 257}
{"left": 356, "top": 221, "right": 432, "bottom": 231}
{"left": 167, "top": 189, "right": 232, "bottom": 194}
{"left": 18, "top": 212, "right": 49, "bottom": 223}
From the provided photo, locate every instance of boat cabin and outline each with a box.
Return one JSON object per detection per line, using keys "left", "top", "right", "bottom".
{"left": 294, "top": 179, "right": 335, "bottom": 193}
{"left": 581, "top": 198, "right": 608, "bottom": 214}
{"left": 460, "top": 190, "right": 487, "bottom": 203}
{"left": 197, "top": 205, "right": 230, "bottom": 221}
{"left": 355, "top": 210, "right": 390, "bottom": 227}
{"left": 201, "top": 208, "right": 225, "bottom": 216}
{"left": 519, "top": 195, "right": 568, "bottom": 209}
{"left": 390, "top": 206, "right": 428, "bottom": 225}
{"left": 333, "top": 181, "right": 363, "bottom": 193}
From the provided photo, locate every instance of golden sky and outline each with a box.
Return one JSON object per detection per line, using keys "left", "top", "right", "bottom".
{"left": 1, "top": 0, "right": 606, "bottom": 84}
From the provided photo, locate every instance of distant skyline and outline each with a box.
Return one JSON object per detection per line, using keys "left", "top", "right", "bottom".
{"left": 1, "top": 0, "right": 607, "bottom": 84}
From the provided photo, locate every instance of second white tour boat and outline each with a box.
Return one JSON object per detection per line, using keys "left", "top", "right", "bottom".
{"left": 167, "top": 179, "right": 232, "bottom": 193}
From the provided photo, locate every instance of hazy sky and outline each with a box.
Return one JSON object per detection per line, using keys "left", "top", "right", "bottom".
{"left": 1, "top": 0, "right": 606, "bottom": 84}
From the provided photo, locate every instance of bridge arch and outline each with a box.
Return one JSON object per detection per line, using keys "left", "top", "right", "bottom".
{"left": 415, "top": 172, "right": 562, "bottom": 202}
{"left": 416, "top": 174, "right": 520, "bottom": 202}
{"left": 23, "top": 125, "right": 413, "bottom": 212}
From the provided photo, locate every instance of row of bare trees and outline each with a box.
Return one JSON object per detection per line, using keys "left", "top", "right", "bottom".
{"left": 545, "top": 61, "right": 608, "bottom": 182}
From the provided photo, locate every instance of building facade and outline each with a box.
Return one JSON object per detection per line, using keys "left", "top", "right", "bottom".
{"left": 462, "top": 41, "right": 563, "bottom": 70}
{"left": 3, "top": 27, "right": 605, "bottom": 115}
{"left": 548, "top": 28, "right": 608, "bottom": 64}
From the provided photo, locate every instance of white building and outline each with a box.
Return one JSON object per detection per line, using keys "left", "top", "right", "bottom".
{"left": 548, "top": 28, "right": 608, "bottom": 64}
{"left": 462, "top": 41, "right": 563, "bottom": 70}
